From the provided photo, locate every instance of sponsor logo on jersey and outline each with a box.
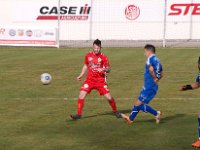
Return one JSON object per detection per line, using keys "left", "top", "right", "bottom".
{"left": 98, "top": 57, "right": 102, "bottom": 62}
{"left": 88, "top": 57, "right": 93, "bottom": 61}
{"left": 83, "top": 84, "right": 89, "bottom": 88}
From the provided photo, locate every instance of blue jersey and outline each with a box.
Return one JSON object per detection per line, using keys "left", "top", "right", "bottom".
{"left": 196, "top": 72, "right": 200, "bottom": 82}
{"left": 144, "top": 54, "right": 163, "bottom": 91}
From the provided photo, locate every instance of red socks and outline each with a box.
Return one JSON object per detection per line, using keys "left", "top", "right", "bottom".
{"left": 108, "top": 98, "right": 117, "bottom": 113}
{"left": 77, "top": 99, "right": 84, "bottom": 116}
{"left": 77, "top": 98, "right": 117, "bottom": 115}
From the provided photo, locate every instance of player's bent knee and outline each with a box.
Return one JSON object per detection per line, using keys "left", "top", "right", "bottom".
{"left": 79, "top": 91, "right": 87, "bottom": 99}
{"left": 198, "top": 114, "right": 200, "bottom": 118}
{"left": 104, "top": 93, "right": 112, "bottom": 101}
{"left": 135, "top": 99, "right": 143, "bottom": 106}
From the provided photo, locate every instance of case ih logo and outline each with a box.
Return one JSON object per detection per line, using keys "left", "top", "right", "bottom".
{"left": 125, "top": 5, "right": 140, "bottom": 20}
{"left": 37, "top": 4, "right": 91, "bottom": 21}
{"left": 169, "top": 3, "right": 200, "bottom": 16}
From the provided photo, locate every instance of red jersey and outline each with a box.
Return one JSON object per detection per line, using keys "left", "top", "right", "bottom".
{"left": 84, "top": 51, "right": 110, "bottom": 82}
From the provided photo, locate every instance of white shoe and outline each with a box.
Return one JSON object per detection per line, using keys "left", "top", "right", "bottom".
{"left": 155, "top": 111, "right": 162, "bottom": 124}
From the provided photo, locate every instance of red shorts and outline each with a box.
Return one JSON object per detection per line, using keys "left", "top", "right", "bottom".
{"left": 80, "top": 80, "right": 110, "bottom": 95}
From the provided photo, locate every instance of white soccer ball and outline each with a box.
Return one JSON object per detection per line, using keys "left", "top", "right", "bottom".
{"left": 41, "top": 73, "right": 52, "bottom": 85}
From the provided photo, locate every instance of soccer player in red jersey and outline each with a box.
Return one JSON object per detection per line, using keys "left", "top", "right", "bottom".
{"left": 70, "top": 39, "right": 121, "bottom": 120}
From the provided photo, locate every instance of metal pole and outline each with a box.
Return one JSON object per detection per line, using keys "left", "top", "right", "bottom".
{"left": 189, "top": 0, "right": 193, "bottom": 40}
{"left": 89, "top": 0, "right": 93, "bottom": 40}
{"left": 57, "top": 0, "right": 61, "bottom": 48}
{"left": 162, "top": 0, "right": 167, "bottom": 48}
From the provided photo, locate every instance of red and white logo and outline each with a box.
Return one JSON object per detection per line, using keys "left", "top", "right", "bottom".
{"left": 0, "top": 28, "right": 5, "bottom": 35}
{"left": 26, "top": 30, "right": 33, "bottom": 37}
{"left": 125, "top": 5, "right": 140, "bottom": 20}
{"left": 169, "top": 3, "right": 200, "bottom": 16}
{"left": 17, "top": 29, "right": 24, "bottom": 36}
{"left": 98, "top": 57, "right": 102, "bottom": 62}
{"left": 88, "top": 57, "right": 93, "bottom": 61}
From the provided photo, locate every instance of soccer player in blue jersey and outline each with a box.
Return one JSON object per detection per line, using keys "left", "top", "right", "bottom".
{"left": 121, "top": 44, "right": 163, "bottom": 124}
{"left": 180, "top": 56, "right": 200, "bottom": 148}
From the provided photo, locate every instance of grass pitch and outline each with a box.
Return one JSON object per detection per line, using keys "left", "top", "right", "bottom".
{"left": 0, "top": 47, "right": 200, "bottom": 150}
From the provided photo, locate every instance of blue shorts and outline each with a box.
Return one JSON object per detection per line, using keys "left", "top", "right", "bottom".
{"left": 196, "top": 72, "right": 200, "bottom": 82}
{"left": 138, "top": 88, "right": 157, "bottom": 104}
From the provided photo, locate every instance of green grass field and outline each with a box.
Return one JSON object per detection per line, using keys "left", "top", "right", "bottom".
{"left": 0, "top": 47, "right": 200, "bottom": 150}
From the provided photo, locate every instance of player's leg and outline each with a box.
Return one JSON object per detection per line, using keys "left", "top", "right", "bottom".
{"left": 192, "top": 114, "right": 200, "bottom": 148}
{"left": 71, "top": 81, "right": 92, "bottom": 120}
{"left": 70, "top": 90, "right": 87, "bottom": 120}
{"left": 104, "top": 93, "right": 117, "bottom": 113}
{"left": 121, "top": 98, "right": 142, "bottom": 124}
{"left": 103, "top": 93, "right": 121, "bottom": 118}
{"left": 138, "top": 89, "right": 160, "bottom": 115}
{"left": 122, "top": 89, "right": 161, "bottom": 124}
{"left": 136, "top": 102, "right": 161, "bottom": 124}
{"left": 199, "top": 114, "right": 200, "bottom": 141}
{"left": 77, "top": 90, "right": 87, "bottom": 116}
{"left": 97, "top": 83, "right": 121, "bottom": 118}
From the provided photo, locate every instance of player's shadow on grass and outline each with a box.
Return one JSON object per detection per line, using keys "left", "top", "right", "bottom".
{"left": 67, "top": 109, "right": 131, "bottom": 121}
{"left": 135, "top": 113, "right": 186, "bottom": 124}
{"left": 67, "top": 110, "right": 129, "bottom": 122}
{"left": 82, "top": 109, "right": 132, "bottom": 119}
{"left": 67, "top": 110, "right": 185, "bottom": 123}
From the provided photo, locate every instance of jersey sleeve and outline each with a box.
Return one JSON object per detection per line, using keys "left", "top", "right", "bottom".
{"left": 84, "top": 54, "right": 88, "bottom": 65}
{"left": 196, "top": 72, "right": 200, "bottom": 82}
{"left": 151, "top": 57, "right": 163, "bottom": 79}
{"left": 156, "top": 63, "right": 163, "bottom": 79}
{"left": 147, "top": 56, "right": 156, "bottom": 66}
{"left": 146, "top": 57, "right": 152, "bottom": 66}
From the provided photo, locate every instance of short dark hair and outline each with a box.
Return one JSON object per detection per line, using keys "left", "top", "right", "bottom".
{"left": 93, "top": 39, "right": 101, "bottom": 47}
{"left": 144, "top": 44, "right": 156, "bottom": 53}
{"left": 198, "top": 56, "right": 200, "bottom": 64}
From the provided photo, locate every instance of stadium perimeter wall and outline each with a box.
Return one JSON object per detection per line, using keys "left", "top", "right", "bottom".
{"left": 0, "top": 0, "right": 200, "bottom": 47}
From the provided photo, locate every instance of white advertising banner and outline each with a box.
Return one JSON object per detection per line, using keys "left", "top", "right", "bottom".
{"left": 12, "top": 0, "right": 164, "bottom": 22}
{"left": 167, "top": 0, "right": 200, "bottom": 22}
{"left": 92, "top": 0, "right": 164, "bottom": 22}
{"left": 165, "top": 0, "right": 200, "bottom": 39}
{"left": 0, "top": 0, "right": 200, "bottom": 41}
{"left": 12, "top": 0, "right": 92, "bottom": 22}
{"left": 0, "top": 27, "right": 58, "bottom": 47}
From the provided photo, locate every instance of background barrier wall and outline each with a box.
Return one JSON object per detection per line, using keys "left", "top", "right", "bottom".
{"left": 0, "top": 0, "right": 200, "bottom": 47}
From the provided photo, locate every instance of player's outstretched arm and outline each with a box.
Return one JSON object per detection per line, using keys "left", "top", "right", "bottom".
{"left": 77, "top": 64, "right": 87, "bottom": 81}
{"left": 180, "top": 82, "right": 200, "bottom": 91}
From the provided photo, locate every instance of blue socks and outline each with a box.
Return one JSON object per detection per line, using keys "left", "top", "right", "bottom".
{"left": 129, "top": 104, "right": 158, "bottom": 121}
{"left": 198, "top": 117, "right": 200, "bottom": 139}
{"left": 129, "top": 106, "right": 139, "bottom": 121}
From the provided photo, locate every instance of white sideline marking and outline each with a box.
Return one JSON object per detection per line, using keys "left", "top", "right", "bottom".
{"left": 64, "top": 97, "right": 200, "bottom": 101}
{"left": 8, "top": 97, "right": 200, "bottom": 101}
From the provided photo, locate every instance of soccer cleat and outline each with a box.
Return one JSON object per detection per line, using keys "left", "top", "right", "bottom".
{"left": 70, "top": 114, "right": 81, "bottom": 120}
{"left": 121, "top": 113, "right": 133, "bottom": 124}
{"left": 192, "top": 140, "right": 200, "bottom": 148}
{"left": 155, "top": 111, "right": 162, "bottom": 124}
{"left": 114, "top": 112, "right": 122, "bottom": 118}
